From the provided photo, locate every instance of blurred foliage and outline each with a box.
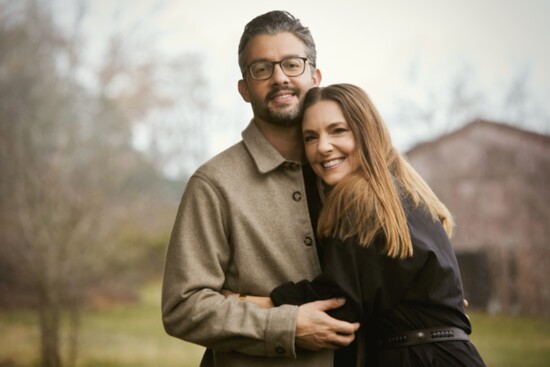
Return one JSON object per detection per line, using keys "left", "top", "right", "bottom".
{"left": 0, "top": 0, "right": 207, "bottom": 366}
{"left": 0, "top": 0, "right": 180, "bottom": 309}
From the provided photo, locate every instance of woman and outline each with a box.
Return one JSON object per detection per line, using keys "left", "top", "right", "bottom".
{"left": 233, "top": 83, "right": 486, "bottom": 366}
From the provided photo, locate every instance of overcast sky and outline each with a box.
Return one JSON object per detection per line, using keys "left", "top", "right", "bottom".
{"left": 58, "top": 0, "right": 550, "bottom": 153}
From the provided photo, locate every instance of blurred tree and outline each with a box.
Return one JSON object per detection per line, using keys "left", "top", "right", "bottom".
{"left": 138, "top": 52, "right": 212, "bottom": 179}
{"left": 0, "top": 1, "right": 210, "bottom": 366}
{"left": 391, "top": 61, "right": 549, "bottom": 149}
{"left": 393, "top": 63, "right": 484, "bottom": 141}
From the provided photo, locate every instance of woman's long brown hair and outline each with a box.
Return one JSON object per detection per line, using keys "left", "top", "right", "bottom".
{"left": 304, "top": 84, "right": 454, "bottom": 259}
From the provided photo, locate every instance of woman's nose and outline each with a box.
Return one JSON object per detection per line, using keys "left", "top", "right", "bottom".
{"left": 318, "top": 135, "right": 333, "bottom": 154}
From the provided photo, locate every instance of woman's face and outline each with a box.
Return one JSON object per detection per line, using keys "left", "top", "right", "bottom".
{"left": 302, "top": 100, "right": 359, "bottom": 186}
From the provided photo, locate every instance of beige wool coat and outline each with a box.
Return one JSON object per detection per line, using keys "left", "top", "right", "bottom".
{"left": 162, "top": 121, "right": 333, "bottom": 366}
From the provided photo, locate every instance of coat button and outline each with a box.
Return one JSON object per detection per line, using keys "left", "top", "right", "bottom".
{"left": 275, "top": 346, "right": 286, "bottom": 355}
{"left": 304, "top": 236, "right": 313, "bottom": 246}
{"left": 292, "top": 191, "right": 302, "bottom": 201}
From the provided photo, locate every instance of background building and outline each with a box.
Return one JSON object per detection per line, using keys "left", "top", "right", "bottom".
{"left": 406, "top": 120, "right": 550, "bottom": 315}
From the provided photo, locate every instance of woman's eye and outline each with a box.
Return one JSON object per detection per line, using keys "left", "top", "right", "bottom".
{"left": 303, "top": 135, "right": 317, "bottom": 142}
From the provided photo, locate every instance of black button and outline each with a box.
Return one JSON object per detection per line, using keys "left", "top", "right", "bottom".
{"left": 304, "top": 236, "right": 313, "bottom": 246}
{"left": 292, "top": 191, "right": 302, "bottom": 201}
{"left": 284, "top": 162, "right": 299, "bottom": 169}
{"left": 275, "top": 346, "right": 285, "bottom": 355}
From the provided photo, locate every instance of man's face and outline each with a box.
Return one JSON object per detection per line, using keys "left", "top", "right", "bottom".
{"left": 238, "top": 33, "right": 321, "bottom": 127}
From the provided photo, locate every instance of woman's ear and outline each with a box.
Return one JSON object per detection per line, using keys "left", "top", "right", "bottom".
{"left": 238, "top": 79, "right": 251, "bottom": 102}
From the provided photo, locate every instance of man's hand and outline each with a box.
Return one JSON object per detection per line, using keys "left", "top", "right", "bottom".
{"left": 295, "top": 298, "right": 360, "bottom": 351}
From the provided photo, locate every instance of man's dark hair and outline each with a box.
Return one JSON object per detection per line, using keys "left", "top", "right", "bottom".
{"left": 238, "top": 10, "right": 317, "bottom": 74}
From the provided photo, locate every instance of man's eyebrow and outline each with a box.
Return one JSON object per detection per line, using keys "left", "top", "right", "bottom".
{"left": 248, "top": 54, "right": 304, "bottom": 64}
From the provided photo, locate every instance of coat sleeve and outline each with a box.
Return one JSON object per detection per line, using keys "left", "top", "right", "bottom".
{"left": 271, "top": 232, "right": 430, "bottom": 323}
{"left": 270, "top": 237, "right": 368, "bottom": 323}
{"left": 161, "top": 175, "right": 299, "bottom": 358}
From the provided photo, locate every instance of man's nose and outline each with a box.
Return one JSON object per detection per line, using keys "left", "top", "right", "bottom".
{"left": 270, "top": 63, "right": 290, "bottom": 84}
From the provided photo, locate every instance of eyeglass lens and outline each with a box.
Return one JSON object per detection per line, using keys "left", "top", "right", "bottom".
{"left": 249, "top": 58, "right": 306, "bottom": 80}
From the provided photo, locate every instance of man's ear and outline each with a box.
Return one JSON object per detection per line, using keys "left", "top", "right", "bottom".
{"left": 312, "top": 68, "right": 322, "bottom": 87}
{"left": 238, "top": 79, "right": 251, "bottom": 102}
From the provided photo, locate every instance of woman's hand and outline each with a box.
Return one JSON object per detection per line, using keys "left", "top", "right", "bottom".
{"left": 221, "top": 290, "right": 274, "bottom": 308}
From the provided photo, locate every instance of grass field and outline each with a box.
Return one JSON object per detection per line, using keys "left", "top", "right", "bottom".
{"left": 0, "top": 283, "right": 204, "bottom": 367}
{"left": 1, "top": 282, "right": 549, "bottom": 366}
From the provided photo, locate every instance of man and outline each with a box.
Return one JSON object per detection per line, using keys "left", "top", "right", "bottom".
{"left": 162, "top": 11, "right": 359, "bottom": 366}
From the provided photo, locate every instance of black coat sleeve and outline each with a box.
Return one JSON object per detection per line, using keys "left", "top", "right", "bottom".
{"left": 271, "top": 207, "right": 435, "bottom": 323}
{"left": 270, "top": 236, "right": 385, "bottom": 323}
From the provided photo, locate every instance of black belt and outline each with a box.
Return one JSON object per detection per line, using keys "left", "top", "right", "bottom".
{"left": 379, "top": 327, "right": 469, "bottom": 349}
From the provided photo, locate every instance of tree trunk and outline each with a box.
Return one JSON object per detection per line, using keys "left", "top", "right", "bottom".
{"left": 67, "top": 305, "right": 80, "bottom": 367}
{"left": 39, "top": 297, "right": 62, "bottom": 367}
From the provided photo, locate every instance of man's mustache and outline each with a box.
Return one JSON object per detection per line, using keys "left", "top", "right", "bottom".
{"left": 266, "top": 87, "right": 300, "bottom": 102}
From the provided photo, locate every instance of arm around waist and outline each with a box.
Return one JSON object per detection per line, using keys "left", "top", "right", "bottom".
{"left": 161, "top": 174, "right": 299, "bottom": 357}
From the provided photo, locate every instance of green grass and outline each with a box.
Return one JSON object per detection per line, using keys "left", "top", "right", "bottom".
{"left": 468, "top": 312, "right": 550, "bottom": 367}
{"left": 0, "top": 282, "right": 204, "bottom": 367}
{"left": 1, "top": 283, "right": 549, "bottom": 366}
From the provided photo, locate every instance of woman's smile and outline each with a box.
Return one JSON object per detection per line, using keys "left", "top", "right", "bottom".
{"left": 302, "top": 100, "right": 358, "bottom": 186}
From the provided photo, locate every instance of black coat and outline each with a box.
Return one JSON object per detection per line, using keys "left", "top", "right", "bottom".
{"left": 271, "top": 200, "right": 486, "bottom": 366}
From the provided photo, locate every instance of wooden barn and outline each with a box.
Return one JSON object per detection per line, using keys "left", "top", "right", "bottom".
{"left": 406, "top": 120, "right": 550, "bottom": 316}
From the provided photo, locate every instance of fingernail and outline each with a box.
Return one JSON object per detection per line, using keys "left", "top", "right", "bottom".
{"left": 337, "top": 297, "right": 345, "bottom": 303}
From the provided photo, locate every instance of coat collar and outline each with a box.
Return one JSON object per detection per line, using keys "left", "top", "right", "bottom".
{"left": 242, "top": 120, "right": 291, "bottom": 174}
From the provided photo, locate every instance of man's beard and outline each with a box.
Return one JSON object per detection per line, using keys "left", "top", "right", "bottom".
{"left": 252, "top": 87, "right": 302, "bottom": 127}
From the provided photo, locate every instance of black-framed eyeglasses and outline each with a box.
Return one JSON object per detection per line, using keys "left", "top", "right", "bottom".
{"left": 245, "top": 57, "right": 310, "bottom": 81}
